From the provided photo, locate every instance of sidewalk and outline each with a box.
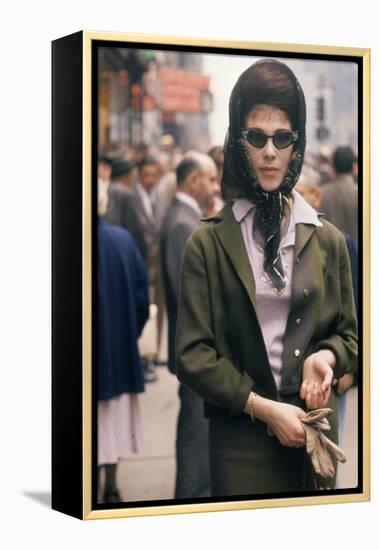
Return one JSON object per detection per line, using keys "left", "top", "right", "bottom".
{"left": 337, "top": 386, "right": 358, "bottom": 489}
{"left": 118, "top": 367, "right": 179, "bottom": 502}
{"left": 117, "top": 371, "right": 358, "bottom": 501}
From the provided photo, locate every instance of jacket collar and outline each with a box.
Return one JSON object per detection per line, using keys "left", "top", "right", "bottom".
{"left": 209, "top": 194, "right": 322, "bottom": 311}
{"left": 175, "top": 191, "right": 202, "bottom": 217}
{"left": 231, "top": 190, "right": 323, "bottom": 226}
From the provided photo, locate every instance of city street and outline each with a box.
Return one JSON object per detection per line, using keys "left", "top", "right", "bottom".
{"left": 115, "top": 365, "right": 358, "bottom": 503}
{"left": 94, "top": 46, "right": 360, "bottom": 506}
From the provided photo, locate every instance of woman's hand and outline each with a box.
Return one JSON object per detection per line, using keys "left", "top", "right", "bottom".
{"left": 245, "top": 393, "right": 306, "bottom": 448}
{"left": 300, "top": 351, "right": 335, "bottom": 410}
{"left": 265, "top": 401, "right": 307, "bottom": 448}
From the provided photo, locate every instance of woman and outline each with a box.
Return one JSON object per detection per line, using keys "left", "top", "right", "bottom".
{"left": 176, "top": 59, "right": 357, "bottom": 496}
{"left": 97, "top": 178, "right": 149, "bottom": 503}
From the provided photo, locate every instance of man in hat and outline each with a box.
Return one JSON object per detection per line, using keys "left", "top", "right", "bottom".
{"left": 104, "top": 157, "right": 147, "bottom": 260}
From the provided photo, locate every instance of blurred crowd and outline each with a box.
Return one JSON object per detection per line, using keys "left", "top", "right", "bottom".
{"left": 97, "top": 139, "right": 358, "bottom": 503}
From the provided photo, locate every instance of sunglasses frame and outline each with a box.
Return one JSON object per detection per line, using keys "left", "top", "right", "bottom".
{"left": 241, "top": 128, "right": 299, "bottom": 149}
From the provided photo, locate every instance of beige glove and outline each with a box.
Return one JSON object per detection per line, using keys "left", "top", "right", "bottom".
{"left": 301, "top": 408, "right": 346, "bottom": 480}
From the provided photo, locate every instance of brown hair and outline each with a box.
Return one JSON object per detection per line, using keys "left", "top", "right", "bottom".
{"left": 238, "top": 61, "right": 298, "bottom": 130}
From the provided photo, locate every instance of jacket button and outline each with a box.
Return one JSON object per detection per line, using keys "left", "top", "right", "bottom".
{"left": 294, "top": 349, "right": 301, "bottom": 357}
{"left": 296, "top": 318, "right": 302, "bottom": 326}
{"left": 303, "top": 288, "right": 309, "bottom": 297}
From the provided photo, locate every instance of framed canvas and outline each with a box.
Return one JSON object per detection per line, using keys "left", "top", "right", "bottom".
{"left": 52, "top": 30, "right": 370, "bottom": 520}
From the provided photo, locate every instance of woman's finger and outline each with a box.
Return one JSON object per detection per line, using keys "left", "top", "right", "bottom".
{"left": 317, "top": 392, "right": 325, "bottom": 409}
{"left": 308, "top": 392, "right": 315, "bottom": 410}
{"left": 310, "top": 382, "right": 319, "bottom": 409}
{"left": 313, "top": 383, "right": 321, "bottom": 409}
{"left": 322, "top": 368, "right": 334, "bottom": 392}
{"left": 300, "top": 380, "right": 308, "bottom": 400}
{"left": 314, "top": 382, "right": 325, "bottom": 409}
{"left": 305, "top": 384, "right": 312, "bottom": 409}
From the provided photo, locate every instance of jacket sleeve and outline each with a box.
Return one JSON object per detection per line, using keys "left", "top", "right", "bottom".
{"left": 164, "top": 223, "right": 192, "bottom": 306}
{"left": 314, "top": 235, "right": 358, "bottom": 379}
{"left": 176, "top": 233, "right": 255, "bottom": 416}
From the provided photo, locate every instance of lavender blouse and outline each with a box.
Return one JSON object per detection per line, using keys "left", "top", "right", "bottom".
{"left": 232, "top": 190, "right": 323, "bottom": 390}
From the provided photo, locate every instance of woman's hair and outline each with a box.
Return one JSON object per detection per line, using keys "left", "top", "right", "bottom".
{"left": 222, "top": 59, "right": 306, "bottom": 202}
{"left": 238, "top": 61, "right": 298, "bottom": 130}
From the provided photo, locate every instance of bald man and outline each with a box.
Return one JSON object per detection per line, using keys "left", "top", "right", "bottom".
{"left": 160, "top": 152, "right": 217, "bottom": 499}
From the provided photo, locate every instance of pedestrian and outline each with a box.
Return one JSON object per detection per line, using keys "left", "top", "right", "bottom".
{"left": 295, "top": 164, "right": 323, "bottom": 210}
{"left": 98, "top": 152, "right": 112, "bottom": 191}
{"left": 176, "top": 59, "right": 358, "bottom": 496}
{"left": 131, "top": 155, "right": 161, "bottom": 264}
{"left": 131, "top": 155, "right": 162, "bottom": 382}
{"left": 160, "top": 153, "right": 217, "bottom": 499}
{"left": 104, "top": 157, "right": 148, "bottom": 260}
{"left": 153, "top": 151, "right": 178, "bottom": 230}
{"left": 320, "top": 146, "right": 358, "bottom": 249}
{"left": 207, "top": 145, "right": 225, "bottom": 216}
{"left": 97, "top": 177, "right": 150, "bottom": 503}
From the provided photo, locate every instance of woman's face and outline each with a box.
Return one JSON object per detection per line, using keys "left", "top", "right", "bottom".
{"left": 243, "top": 104, "right": 294, "bottom": 192}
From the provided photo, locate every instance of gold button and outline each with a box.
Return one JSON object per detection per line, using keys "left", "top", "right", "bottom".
{"left": 296, "top": 318, "right": 302, "bottom": 326}
{"left": 294, "top": 349, "right": 301, "bottom": 357}
{"left": 303, "top": 289, "right": 309, "bottom": 297}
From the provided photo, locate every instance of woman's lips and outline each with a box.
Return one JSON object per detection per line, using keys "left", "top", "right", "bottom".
{"left": 260, "top": 167, "right": 279, "bottom": 176}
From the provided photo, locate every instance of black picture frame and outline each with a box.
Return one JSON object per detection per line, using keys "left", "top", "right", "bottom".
{"left": 52, "top": 30, "right": 370, "bottom": 520}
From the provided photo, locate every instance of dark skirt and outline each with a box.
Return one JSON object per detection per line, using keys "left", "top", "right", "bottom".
{"left": 208, "top": 391, "right": 339, "bottom": 497}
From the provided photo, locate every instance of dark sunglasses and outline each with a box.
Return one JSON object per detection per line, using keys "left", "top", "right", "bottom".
{"left": 241, "top": 128, "right": 299, "bottom": 149}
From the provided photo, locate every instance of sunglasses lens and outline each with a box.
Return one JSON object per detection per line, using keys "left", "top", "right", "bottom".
{"left": 244, "top": 129, "right": 296, "bottom": 149}
{"left": 246, "top": 130, "right": 267, "bottom": 148}
{"left": 273, "top": 132, "right": 293, "bottom": 149}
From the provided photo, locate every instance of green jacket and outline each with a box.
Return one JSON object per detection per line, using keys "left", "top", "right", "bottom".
{"left": 176, "top": 202, "right": 358, "bottom": 417}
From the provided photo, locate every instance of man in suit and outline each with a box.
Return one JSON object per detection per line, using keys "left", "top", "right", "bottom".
{"left": 104, "top": 157, "right": 147, "bottom": 260}
{"left": 131, "top": 155, "right": 161, "bottom": 264}
{"left": 160, "top": 152, "right": 218, "bottom": 499}
{"left": 320, "top": 146, "right": 358, "bottom": 249}
{"left": 130, "top": 156, "right": 163, "bottom": 381}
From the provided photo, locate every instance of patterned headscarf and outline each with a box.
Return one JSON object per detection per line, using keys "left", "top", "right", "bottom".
{"left": 222, "top": 59, "right": 307, "bottom": 293}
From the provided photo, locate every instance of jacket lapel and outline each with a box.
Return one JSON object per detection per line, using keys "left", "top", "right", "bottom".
{"left": 212, "top": 205, "right": 257, "bottom": 311}
{"left": 294, "top": 223, "right": 316, "bottom": 260}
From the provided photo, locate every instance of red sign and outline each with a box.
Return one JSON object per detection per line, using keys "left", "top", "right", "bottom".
{"left": 158, "top": 66, "right": 211, "bottom": 113}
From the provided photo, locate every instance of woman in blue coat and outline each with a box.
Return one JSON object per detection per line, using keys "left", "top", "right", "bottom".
{"left": 97, "top": 182, "right": 149, "bottom": 503}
